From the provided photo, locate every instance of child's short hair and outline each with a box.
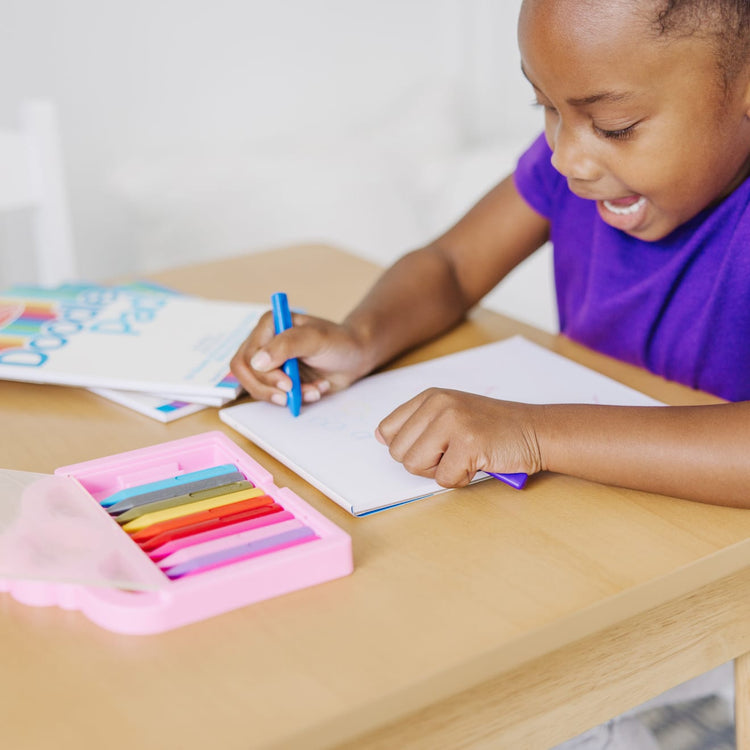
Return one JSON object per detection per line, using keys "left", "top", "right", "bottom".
{"left": 654, "top": 1, "right": 750, "bottom": 89}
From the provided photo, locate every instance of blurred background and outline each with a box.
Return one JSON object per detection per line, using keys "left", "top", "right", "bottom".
{"left": 0, "top": 0, "right": 557, "bottom": 331}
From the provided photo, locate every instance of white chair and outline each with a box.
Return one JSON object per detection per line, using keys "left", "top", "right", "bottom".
{"left": 0, "top": 100, "right": 76, "bottom": 286}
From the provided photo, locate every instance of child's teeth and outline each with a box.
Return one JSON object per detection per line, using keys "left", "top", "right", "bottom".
{"left": 603, "top": 196, "right": 646, "bottom": 215}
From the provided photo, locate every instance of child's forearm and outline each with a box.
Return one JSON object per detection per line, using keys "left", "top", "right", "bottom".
{"left": 342, "top": 245, "right": 470, "bottom": 375}
{"left": 342, "top": 175, "right": 550, "bottom": 376}
{"left": 535, "top": 401, "right": 750, "bottom": 508}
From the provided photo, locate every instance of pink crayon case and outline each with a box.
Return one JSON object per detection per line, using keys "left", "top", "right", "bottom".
{"left": 0, "top": 431, "right": 352, "bottom": 634}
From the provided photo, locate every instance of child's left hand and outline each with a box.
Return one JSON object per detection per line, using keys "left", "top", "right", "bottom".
{"left": 375, "top": 388, "right": 544, "bottom": 488}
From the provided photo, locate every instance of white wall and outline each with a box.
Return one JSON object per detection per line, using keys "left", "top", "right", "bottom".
{"left": 0, "top": 0, "right": 557, "bottom": 331}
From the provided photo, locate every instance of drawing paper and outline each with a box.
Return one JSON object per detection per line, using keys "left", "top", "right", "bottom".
{"left": 220, "top": 336, "right": 662, "bottom": 516}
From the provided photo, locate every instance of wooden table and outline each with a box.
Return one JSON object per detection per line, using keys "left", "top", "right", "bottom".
{"left": 2, "top": 245, "right": 749, "bottom": 750}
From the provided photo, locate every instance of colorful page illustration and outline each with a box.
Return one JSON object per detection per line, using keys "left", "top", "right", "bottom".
{"left": 0, "top": 283, "right": 264, "bottom": 401}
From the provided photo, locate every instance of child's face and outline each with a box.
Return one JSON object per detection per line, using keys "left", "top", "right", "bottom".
{"left": 518, "top": 0, "right": 750, "bottom": 240}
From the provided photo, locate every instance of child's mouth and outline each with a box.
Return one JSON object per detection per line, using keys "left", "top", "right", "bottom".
{"left": 602, "top": 195, "right": 646, "bottom": 215}
{"left": 597, "top": 194, "right": 648, "bottom": 233}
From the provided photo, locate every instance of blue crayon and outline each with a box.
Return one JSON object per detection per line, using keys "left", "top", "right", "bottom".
{"left": 101, "top": 464, "right": 242, "bottom": 510}
{"left": 271, "top": 292, "right": 302, "bottom": 417}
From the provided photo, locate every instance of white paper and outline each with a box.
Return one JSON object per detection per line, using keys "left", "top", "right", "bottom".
{"left": 220, "top": 336, "right": 661, "bottom": 515}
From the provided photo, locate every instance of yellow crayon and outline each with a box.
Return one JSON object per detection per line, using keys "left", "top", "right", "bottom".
{"left": 121, "top": 487, "right": 266, "bottom": 533}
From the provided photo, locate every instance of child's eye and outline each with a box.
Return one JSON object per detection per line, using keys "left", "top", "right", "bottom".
{"left": 595, "top": 123, "right": 637, "bottom": 141}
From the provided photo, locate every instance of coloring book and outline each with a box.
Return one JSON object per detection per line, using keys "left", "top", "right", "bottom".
{"left": 0, "top": 283, "right": 264, "bottom": 402}
{"left": 87, "top": 387, "right": 210, "bottom": 423}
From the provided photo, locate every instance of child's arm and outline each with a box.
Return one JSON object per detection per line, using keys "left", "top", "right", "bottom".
{"left": 341, "top": 174, "right": 550, "bottom": 372}
{"left": 375, "top": 391, "right": 750, "bottom": 508}
{"left": 231, "top": 174, "right": 550, "bottom": 404}
{"left": 539, "top": 400, "right": 750, "bottom": 507}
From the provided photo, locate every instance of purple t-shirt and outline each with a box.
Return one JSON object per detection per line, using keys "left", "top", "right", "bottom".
{"left": 514, "top": 133, "right": 750, "bottom": 402}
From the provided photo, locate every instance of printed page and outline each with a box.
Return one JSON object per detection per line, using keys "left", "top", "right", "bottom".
{"left": 0, "top": 286, "right": 265, "bottom": 399}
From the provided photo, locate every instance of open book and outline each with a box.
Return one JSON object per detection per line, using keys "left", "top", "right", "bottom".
{"left": 220, "top": 336, "right": 661, "bottom": 516}
{"left": 0, "top": 283, "right": 264, "bottom": 402}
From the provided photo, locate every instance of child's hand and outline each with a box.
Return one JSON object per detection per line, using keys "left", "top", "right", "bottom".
{"left": 375, "top": 388, "right": 544, "bottom": 487}
{"left": 230, "top": 311, "right": 371, "bottom": 407}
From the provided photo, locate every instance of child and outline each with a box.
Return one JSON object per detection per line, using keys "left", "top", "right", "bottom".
{"left": 232, "top": 1, "right": 748, "bottom": 744}
{"left": 233, "top": 0, "right": 750, "bottom": 510}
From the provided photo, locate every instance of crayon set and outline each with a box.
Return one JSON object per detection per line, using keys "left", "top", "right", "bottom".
{"left": 103, "top": 462, "right": 317, "bottom": 579}
{"left": 0, "top": 432, "right": 352, "bottom": 634}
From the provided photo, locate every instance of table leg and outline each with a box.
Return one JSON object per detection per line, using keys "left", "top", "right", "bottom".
{"left": 737, "top": 652, "right": 750, "bottom": 750}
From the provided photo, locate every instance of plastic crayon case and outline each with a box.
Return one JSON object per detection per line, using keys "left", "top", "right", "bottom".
{"left": 0, "top": 431, "right": 352, "bottom": 634}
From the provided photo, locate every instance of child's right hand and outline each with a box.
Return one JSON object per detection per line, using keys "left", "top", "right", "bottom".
{"left": 230, "top": 311, "right": 372, "bottom": 407}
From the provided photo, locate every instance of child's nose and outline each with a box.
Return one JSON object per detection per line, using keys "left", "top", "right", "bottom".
{"left": 549, "top": 126, "right": 602, "bottom": 182}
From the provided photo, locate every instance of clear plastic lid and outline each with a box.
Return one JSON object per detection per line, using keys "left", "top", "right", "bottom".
{"left": 0, "top": 469, "right": 168, "bottom": 591}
